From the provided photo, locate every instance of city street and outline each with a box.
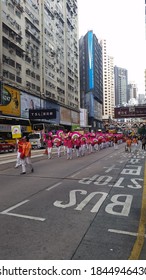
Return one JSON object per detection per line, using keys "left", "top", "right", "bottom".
{"left": 0, "top": 143, "right": 145, "bottom": 260}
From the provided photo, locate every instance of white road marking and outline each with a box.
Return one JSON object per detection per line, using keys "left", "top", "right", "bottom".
{"left": 108, "top": 228, "right": 146, "bottom": 238}
{"left": 104, "top": 165, "right": 119, "bottom": 173}
{"left": 46, "top": 182, "right": 62, "bottom": 191}
{"left": 70, "top": 172, "right": 81, "bottom": 178}
{"left": 0, "top": 200, "right": 45, "bottom": 221}
{"left": 0, "top": 154, "right": 43, "bottom": 165}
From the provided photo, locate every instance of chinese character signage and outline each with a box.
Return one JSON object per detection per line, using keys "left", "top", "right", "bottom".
{"left": 29, "top": 109, "right": 56, "bottom": 119}
{"left": 114, "top": 106, "right": 146, "bottom": 118}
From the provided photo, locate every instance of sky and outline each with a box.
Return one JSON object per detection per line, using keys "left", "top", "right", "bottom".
{"left": 78, "top": 0, "right": 146, "bottom": 95}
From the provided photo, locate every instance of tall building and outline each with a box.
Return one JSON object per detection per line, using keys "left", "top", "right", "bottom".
{"left": 145, "top": 69, "right": 146, "bottom": 96}
{"left": 79, "top": 30, "right": 103, "bottom": 130}
{"left": 101, "top": 39, "right": 115, "bottom": 121}
{"left": 127, "top": 82, "right": 138, "bottom": 102}
{"left": 114, "top": 66, "right": 128, "bottom": 106}
{"left": 0, "top": 0, "right": 80, "bottom": 132}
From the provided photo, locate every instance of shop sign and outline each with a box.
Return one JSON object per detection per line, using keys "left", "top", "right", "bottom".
{"left": 29, "top": 109, "right": 56, "bottom": 119}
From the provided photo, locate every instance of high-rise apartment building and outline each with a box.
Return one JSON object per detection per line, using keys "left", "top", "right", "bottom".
{"left": 0, "top": 0, "right": 80, "bottom": 132}
{"left": 101, "top": 39, "right": 115, "bottom": 121}
{"left": 114, "top": 66, "right": 128, "bottom": 106}
{"left": 145, "top": 69, "right": 146, "bottom": 96}
{"left": 79, "top": 30, "right": 103, "bottom": 130}
{"left": 127, "top": 82, "right": 138, "bottom": 102}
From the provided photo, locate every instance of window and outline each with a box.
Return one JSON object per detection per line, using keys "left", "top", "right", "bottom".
{"left": 9, "top": 72, "right": 15, "bottom": 81}
{"left": 9, "top": 59, "right": 15, "bottom": 67}
{"left": 16, "top": 76, "right": 22, "bottom": 83}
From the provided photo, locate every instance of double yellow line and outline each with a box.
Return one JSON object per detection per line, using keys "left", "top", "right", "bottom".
{"left": 129, "top": 161, "right": 146, "bottom": 260}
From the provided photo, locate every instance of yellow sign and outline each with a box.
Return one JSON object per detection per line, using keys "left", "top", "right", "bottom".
{"left": 0, "top": 85, "right": 20, "bottom": 116}
{"left": 11, "top": 125, "right": 21, "bottom": 139}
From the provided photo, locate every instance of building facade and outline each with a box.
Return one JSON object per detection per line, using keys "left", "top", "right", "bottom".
{"left": 127, "top": 82, "right": 138, "bottom": 103}
{"left": 101, "top": 39, "right": 115, "bottom": 121}
{"left": 145, "top": 69, "right": 146, "bottom": 96}
{"left": 114, "top": 66, "right": 128, "bottom": 107}
{"left": 79, "top": 30, "right": 103, "bottom": 130}
{"left": 0, "top": 0, "right": 80, "bottom": 133}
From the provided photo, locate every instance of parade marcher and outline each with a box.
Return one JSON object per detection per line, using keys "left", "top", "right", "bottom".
{"left": 80, "top": 137, "right": 86, "bottom": 156}
{"left": 55, "top": 138, "right": 62, "bottom": 157}
{"left": 66, "top": 135, "right": 73, "bottom": 159}
{"left": 113, "top": 136, "right": 118, "bottom": 149}
{"left": 20, "top": 136, "right": 34, "bottom": 174}
{"left": 73, "top": 137, "right": 81, "bottom": 157}
{"left": 63, "top": 137, "right": 68, "bottom": 155}
{"left": 132, "top": 136, "right": 138, "bottom": 153}
{"left": 142, "top": 136, "right": 146, "bottom": 151}
{"left": 93, "top": 138, "right": 99, "bottom": 151}
{"left": 87, "top": 135, "right": 92, "bottom": 154}
{"left": 15, "top": 137, "right": 23, "bottom": 168}
{"left": 46, "top": 135, "right": 53, "bottom": 159}
{"left": 125, "top": 137, "right": 132, "bottom": 153}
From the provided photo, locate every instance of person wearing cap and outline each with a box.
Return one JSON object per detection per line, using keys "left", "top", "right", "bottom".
{"left": 20, "top": 136, "right": 34, "bottom": 174}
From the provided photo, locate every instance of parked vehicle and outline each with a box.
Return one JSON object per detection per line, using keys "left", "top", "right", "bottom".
{"left": 28, "top": 133, "right": 45, "bottom": 149}
{"left": 0, "top": 138, "right": 15, "bottom": 153}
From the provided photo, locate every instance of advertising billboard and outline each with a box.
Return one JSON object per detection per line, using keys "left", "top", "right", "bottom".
{"left": 20, "top": 91, "right": 41, "bottom": 119}
{"left": 88, "top": 31, "right": 94, "bottom": 90}
{"left": 60, "top": 107, "right": 71, "bottom": 125}
{"left": 0, "top": 85, "right": 20, "bottom": 116}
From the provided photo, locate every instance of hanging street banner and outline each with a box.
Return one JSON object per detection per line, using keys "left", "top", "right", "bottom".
{"left": 29, "top": 109, "right": 56, "bottom": 119}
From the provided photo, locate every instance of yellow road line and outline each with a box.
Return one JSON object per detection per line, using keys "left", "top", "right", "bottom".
{"left": 129, "top": 161, "right": 146, "bottom": 260}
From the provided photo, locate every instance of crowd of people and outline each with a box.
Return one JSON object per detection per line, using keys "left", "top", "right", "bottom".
{"left": 43, "top": 131, "right": 123, "bottom": 160}
{"left": 14, "top": 130, "right": 145, "bottom": 175}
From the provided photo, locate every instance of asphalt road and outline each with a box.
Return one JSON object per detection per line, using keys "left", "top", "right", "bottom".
{"left": 0, "top": 143, "right": 145, "bottom": 260}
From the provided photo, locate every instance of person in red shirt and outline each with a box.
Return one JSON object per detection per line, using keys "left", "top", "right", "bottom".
{"left": 87, "top": 136, "right": 92, "bottom": 154}
{"left": 54, "top": 138, "right": 62, "bottom": 157}
{"left": 73, "top": 137, "right": 81, "bottom": 157}
{"left": 46, "top": 136, "right": 53, "bottom": 159}
{"left": 63, "top": 137, "right": 68, "bottom": 155}
{"left": 66, "top": 136, "right": 73, "bottom": 159}
{"left": 80, "top": 137, "right": 86, "bottom": 156}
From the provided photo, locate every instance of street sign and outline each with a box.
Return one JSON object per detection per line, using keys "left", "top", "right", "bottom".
{"left": 11, "top": 125, "right": 21, "bottom": 139}
{"left": 114, "top": 106, "right": 146, "bottom": 118}
{"left": 29, "top": 109, "right": 56, "bottom": 119}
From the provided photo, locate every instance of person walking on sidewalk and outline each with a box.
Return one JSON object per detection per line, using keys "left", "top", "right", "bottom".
{"left": 20, "top": 136, "right": 34, "bottom": 175}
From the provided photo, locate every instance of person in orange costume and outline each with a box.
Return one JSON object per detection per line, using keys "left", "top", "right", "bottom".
{"left": 20, "top": 136, "right": 34, "bottom": 175}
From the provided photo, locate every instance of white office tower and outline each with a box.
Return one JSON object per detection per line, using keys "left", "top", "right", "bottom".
{"left": 0, "top": 0, "right": 80, "bottom": 129}
{"left": 101, "top": 39, "right": 115, "bottom": 121}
